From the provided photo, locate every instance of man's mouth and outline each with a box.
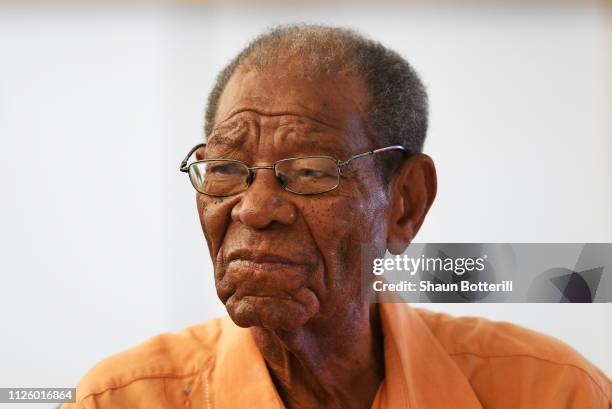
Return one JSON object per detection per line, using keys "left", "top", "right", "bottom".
{"left": 228, "top": 259, "right": 297, "bottom": 272}
{"left": 226, "top": 249, "right": 306, "bottom": 272}
{"left": 218, "top": 247, "right": 317, "bottom": 304}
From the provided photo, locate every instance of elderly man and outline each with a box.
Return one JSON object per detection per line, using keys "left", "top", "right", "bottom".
{"left": 64, "top": 25, "right": 611, "bottom": 409}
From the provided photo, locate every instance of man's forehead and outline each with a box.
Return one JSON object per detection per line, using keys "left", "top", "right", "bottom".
{"left": 211, "top": 107, "right": 341, "bottom": 138}
{"left": 214, "top": 65, "right": 371, "bottom": 135}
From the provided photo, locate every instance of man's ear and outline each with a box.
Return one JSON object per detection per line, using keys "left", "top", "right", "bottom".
{"left": 386, "top": 153, "right": 437, "bottom": 255}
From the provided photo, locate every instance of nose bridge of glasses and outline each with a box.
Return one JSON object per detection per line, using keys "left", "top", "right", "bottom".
{"left": 248, "top": 165, "right": 276, "bottom": 171}
{"left": 245, "top": 164, "right": 286, "bottom": 189}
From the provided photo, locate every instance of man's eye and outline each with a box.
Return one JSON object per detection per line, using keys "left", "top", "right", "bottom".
{"left": 296, "top": 168, "right": 328, "bottom": 178}
{"left": 207, "top": 164, "right": 243, "bottom": 175}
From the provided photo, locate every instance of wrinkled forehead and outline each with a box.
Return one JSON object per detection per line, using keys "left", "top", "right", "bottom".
{"left": 210, "top": 65, "right": 372, "bottom": 155}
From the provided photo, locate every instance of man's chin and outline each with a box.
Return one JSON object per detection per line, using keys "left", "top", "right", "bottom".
{"left": 225, "top": 292, "right": 319, "bottom": 332}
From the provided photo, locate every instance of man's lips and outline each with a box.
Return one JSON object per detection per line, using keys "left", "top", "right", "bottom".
{"left": 227, "top": 251, "right": 306, "bottom": 271}
{"left": 228, "top": 259, "right": 298, "bottom": 272}
{"left": 226, "top": 250, "right": 307, "bottom": 267}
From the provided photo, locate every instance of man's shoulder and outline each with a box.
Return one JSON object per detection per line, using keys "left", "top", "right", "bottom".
{"left": 415, "top": 307, "right": 588, "bottom": 363}
{"left": 74, "top": 316, "right": 233, "bottom": 403}
{"left": 415, "top": 307, "right": 612, "bottom": 405}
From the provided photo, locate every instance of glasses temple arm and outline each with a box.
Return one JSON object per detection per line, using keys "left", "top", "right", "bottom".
{"left": 338, "top": 145, "right": 407, "bottom": 167}
{"left": 179, "top": 143, "right": 207, "bottom": 172}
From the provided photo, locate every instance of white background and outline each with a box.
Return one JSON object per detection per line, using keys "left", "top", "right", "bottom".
{"left": 0, "top": 3, "right": 610, "bottom": 404}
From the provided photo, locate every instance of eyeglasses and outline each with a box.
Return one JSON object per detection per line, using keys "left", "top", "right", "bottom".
{"left": 179, "top": 143, "right": 406, "bottom": 197}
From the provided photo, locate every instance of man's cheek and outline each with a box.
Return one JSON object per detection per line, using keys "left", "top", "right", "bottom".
{"left": 313, "top": 195, "right": 384, "bottom": 286}
{"left": 302, "top": 198, "right": 359, "bottom": 284}
{"left": 310, "top": 196, "right": 376, "bottom": 241}
{"left": 214, "top": 266, "right": 236, "bottom": 303}
{"left": 197, "top": 195, "right": 232, "bottom": 257}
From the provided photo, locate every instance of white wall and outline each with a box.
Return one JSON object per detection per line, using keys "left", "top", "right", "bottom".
{"left": 0, "top": 4, "right": 610, "bottom": 403}
{"left": 0, "top": 6, "right": 169, "bottom": 398}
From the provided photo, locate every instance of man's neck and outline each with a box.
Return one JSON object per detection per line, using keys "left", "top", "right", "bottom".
{"left": 250, "top": 303, "right": 385, "bottom": 409}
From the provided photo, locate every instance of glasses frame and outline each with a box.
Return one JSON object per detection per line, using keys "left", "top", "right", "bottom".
{"left": 179, "top": 143, "right": 407, "bottom": 197}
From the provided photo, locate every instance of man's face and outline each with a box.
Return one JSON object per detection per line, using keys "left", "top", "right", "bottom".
{"left": 197, "top": 63, "right": 390, "bottom": 332}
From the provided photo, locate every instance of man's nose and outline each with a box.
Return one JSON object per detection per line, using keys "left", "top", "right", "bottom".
{"left": 231, "top": 169, "right": 297, "bottom": 229}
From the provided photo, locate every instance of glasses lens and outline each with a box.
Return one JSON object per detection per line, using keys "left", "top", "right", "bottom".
{"left": 275, "top": 157, "right": 339, "bottom": 194}
{"left": 189, "top": 160, "right": 249, "bottom": 196}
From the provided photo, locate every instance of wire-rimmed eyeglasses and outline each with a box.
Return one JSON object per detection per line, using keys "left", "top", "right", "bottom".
{"left": 179, "top": 143, "right": 406, "bottom": 197}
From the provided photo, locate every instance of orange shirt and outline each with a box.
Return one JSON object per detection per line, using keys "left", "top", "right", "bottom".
{"left": 62, "top": 303, "right": 611, "bottom": 408}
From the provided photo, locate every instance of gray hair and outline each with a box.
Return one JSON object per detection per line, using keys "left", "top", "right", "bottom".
{"left": 204, "top": 24, "right": 428, "bottom": 183}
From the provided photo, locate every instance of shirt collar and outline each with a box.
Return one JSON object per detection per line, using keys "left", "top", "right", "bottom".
{"left": 372, "top": 303, "right": 483, "bottom": 409}
{"left": 211, "top": 303, "right": 483, "bottom": 409}
{"left": 212, "top": 318, "right": 286, "bottom": 408}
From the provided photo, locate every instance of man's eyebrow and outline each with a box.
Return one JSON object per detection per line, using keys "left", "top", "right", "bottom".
{"left": 280, "top": 131, "right": 353, "bottom": 159}
{"left": 207, "top": 121, "right": 249, "bottom": 147}
{"left": 207, "top": 133, "right": 240, "bottom": 147}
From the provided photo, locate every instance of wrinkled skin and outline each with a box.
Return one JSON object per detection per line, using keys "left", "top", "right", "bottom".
{"left": 196, "top": 61, "right": 437, "bottom": 409}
